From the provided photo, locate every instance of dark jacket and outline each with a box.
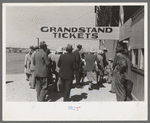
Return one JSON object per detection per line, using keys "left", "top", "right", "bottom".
{"left": 85, "top": 53, "right": 97, "bottom": 71}
{"left": 73, "top": 50, "right": 81, "bottom": 69}
{"left": 113, "top": 54, "right": 131, "bottom": 82}
{"left": 58, "top": 52, "right": 76, "bottom": 79}
{"left": 103, "top": 53, "right": 108, "bottom": 68}
{"left": 33, "top": 49, "right": 50, "bottom": 77}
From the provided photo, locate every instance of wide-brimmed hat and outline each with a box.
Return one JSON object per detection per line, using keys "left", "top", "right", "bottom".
{"left": 108, "top": 58, "right": 113, "bottom": 61}
{"left": 116, "top": 46, "right": 125, "bottom": 53}
{"left": 103, "top": 47, "right": 108, "bottom": 51}
{"left": 46, "top": 48, "right": 51, "bottom": 54}
{"left": 97, "top": 50, "right": 103, "bottom": 55}
{"left": 77, "top": 44, "right": 82, "bottom": 49}
{"left": 66, "top": 44, "right": 73, "bottom": 51}
{"left": 89, "top": 47, "right": 96, "bottom": 53}
{"left": 34, "top": 46, "right": 39, "bottom": 50}
{"left": 29, "top": 46, "right": 34, "bottom": 50}
{"left": 40, "top": 41, "right": 47, "bottom": 47}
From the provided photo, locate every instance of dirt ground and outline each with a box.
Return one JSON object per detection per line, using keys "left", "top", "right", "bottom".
{"left": 6, "top": 53, "right": 116, "bottom": 102}
{"left": 6, "top": 74, "right": 116, "bottom": 102}
{"left": 6, "top": 53, "right": 26, "bottom": 74}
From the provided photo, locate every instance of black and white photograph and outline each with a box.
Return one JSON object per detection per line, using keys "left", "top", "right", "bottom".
{"left": 3, "top": 3, "right": 148, "bottom": 120}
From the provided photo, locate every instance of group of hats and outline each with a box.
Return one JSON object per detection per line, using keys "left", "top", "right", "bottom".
{"left": 29, "top": 45, "right": 39, "bottom": 50}
{"left": 89, "top": 47, "right": 108, "bottom": 54}
{"left": 40, "top": 41, "right": 48, "bottom": 47}
{"left": 116, "top": 45, "right": 128, "bottom": 53}
{"left": 66, "top": 44, "right": 82, "bottom": 51}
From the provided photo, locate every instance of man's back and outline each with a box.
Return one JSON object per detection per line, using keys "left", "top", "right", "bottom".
{"left": 34, "top": 49, "right": 50, "bottom": 77}
{"left": 58, "top": 53, "right": 76, "bottom": 79}
{"left": 85, "top": 53, "right": 97, "bottom": 71}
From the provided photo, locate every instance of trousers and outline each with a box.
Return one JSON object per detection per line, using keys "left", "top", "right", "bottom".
{"left": 74, "top": 70, "right": 80, "bottom": 85}
{"left": 61, "top": 78, "right": 72, "bottom": 101}
{"left": 36, "top": 77, "right": 48, "bottom": 102}
{"left": 31, "top": 71, "right": 36, "bottom": 88}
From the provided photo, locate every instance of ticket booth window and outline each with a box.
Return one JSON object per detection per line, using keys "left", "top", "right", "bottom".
{"left": 132, "top": 49, "right": 138, "bottom": 68}
{"left": 139, "top": 48, "right": 144, "bottom": 70}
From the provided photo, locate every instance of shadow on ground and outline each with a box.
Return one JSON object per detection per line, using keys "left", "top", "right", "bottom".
{"left": 45, "top": 85, "right": 63, "bottom": 102}
{"left": 6, "top": 81, "right": 14, "bottom": 84}
{"left": 70, "top": 93, "right": 88, "bottom": 102}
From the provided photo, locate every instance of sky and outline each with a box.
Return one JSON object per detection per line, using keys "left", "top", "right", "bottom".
{"left": 5, "top": 5, "right": 99, "bottom": 50}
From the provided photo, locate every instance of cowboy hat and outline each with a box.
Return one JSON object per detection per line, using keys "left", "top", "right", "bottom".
{"left": 97, "top": 50, "right": 103, "bottom": 55}
{"left": 89, "top": 47, "right": 96, "bottom": 53}
{"left": 66, "top": 44, "right": 73, "bottom": 52}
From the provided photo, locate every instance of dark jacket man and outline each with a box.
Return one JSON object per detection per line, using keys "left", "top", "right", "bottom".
{"left": 73, "top": 44, "right": 82, "bottom": 88}
{"left": 113, "top": 46, "right": 131, "bottom": 101}
{"left": 58, "top": 44, "right": 76, "bottom": 101}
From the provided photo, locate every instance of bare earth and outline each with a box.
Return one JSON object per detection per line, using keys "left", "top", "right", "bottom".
{"left": 6, "top": 74, "right": 116, "bottom": 102}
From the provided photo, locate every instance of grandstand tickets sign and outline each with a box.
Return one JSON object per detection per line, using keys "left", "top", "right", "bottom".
{"left": 40, "top": 26, "right": 119, "bottom": 40}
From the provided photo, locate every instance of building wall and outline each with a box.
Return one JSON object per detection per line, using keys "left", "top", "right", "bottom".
{"left": 103, "top": 40, "right": 117, "bottom": 60}
{"left": 119, "top": 7, "right": 144, "bottom": 101}
{"left": 128, "top": 8, "right": 144, "bottom": 101}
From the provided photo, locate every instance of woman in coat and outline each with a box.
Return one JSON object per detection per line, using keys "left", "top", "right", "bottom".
{"left": 84, "top": 47, "right": 97, "bottom": 90}
{"left": 96, "top": 50, "right": 104, "bottom": 84}
{"left": 24, "top": 46, "right": 33, "bottom": 85}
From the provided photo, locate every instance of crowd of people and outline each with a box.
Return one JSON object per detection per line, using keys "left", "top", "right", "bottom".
{"left": 24, "top": 41, "right": 131, "bottom": 102}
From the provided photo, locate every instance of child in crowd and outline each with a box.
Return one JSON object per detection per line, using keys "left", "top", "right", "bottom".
{"left": 105, "top": 58, "right": 113, "bottom": 84}
{"left": 79, "top": 52, "right": 87, "bottom": 86}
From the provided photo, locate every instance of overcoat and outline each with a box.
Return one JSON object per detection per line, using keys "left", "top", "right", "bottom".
{"left": 73, "top": 50, "right": 81, "bottom": 69}
{"left": 113, "top": 54, "right": 131, "bottom": 101}
{"left": 58, "top": 52, "right": 76, "bottom": 80}
{"left": 33, "top": 49, "right": 50, "bottom": 78}
{"left": 24, "top": 53, "right": 32, "bottom": 74}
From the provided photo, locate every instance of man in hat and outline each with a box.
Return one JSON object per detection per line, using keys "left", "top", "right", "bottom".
{"left": 30, "top": 46, "right": 39, "bottom": 89}
{"left": 33, "top": 41, "right": 51, "bottom": 101}
{"left": 96, "top": 50, "right": 104, "bottom": 84}
{"left": 85, "top": 47, "right": 98, "bottom": 90}
{"left": 103, "top": 47, "right": 108, "bottom": 68}
{"left": 58, "top": 44, "right": 76, "bottom": 101}
{"left": 24, "top": 46, "right": 34, "bottom": 84}
{"left": 113, "top": 46, "right": 131, "bottom": 101}
{"left": 73, "top": 44, "right": 82, "bottom": 88}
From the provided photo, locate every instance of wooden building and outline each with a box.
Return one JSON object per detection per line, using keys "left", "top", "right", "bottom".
{"left": 102, "top": 6, "right": 145, "bottom": 101}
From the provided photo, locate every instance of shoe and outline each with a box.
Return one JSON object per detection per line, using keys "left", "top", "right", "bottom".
{"left": 71, "top": 84, "right": 76, "bottom": 88}
{"left": 109, "top": 90, "right": 116, "bottom": 94}
{"left": 80, "top": 83, "right": 83, "bottom": 86}
{"left": 88, "top": 88, "right": 93, "bottom": 91}
{"left": 76, "top": 85, "right": 82, "bottom": 88}
{"left": 30, "top": 87, "right": 35, "bottom": 89}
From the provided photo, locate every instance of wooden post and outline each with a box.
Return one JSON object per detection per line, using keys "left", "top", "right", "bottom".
{"left": 37, "top": 38, "right": 39, "bottom": 47}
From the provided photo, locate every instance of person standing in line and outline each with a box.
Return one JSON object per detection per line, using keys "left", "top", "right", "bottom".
{"left": 106, "top": 58, "right": 114, "bottom": 83}
{"left": 103, "top": 48, "right": 108, "bottom": 79}
{"left": 96, "top": 50, "right": 104, "bottom": 84}
{"left": 58, "top": 44, "right": 76, "bottom": 101}
{"left": 79, "top": 52, "right": 87, "bottom": 86}
{"left": 84, "top": 47, "right": 97, "bottom": 91}
{"left": 30, "top": 46, "right": 39, "bottom": 89}
{"left": 73, "top": 44, "right": 82, "bottom": 88}
{"left": 24, "top": 46, "right": 34, "bottom": 85}
{"left": 46, "top": 48, "right": 53, "bottom": 86}
{"left": 33, "top": 41, "right": 50, "bottom": 102}
{"left": 50, "top": 55, "right": 59, "bottom": 92}
{"left": 24, "top": 52, "right": 29, "bottom": 81}
{"left": 103, "top": 48, "right": 108, "bottom": 68}
{"left": 113, "top": 46, "right": 130, "bottom": 101}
